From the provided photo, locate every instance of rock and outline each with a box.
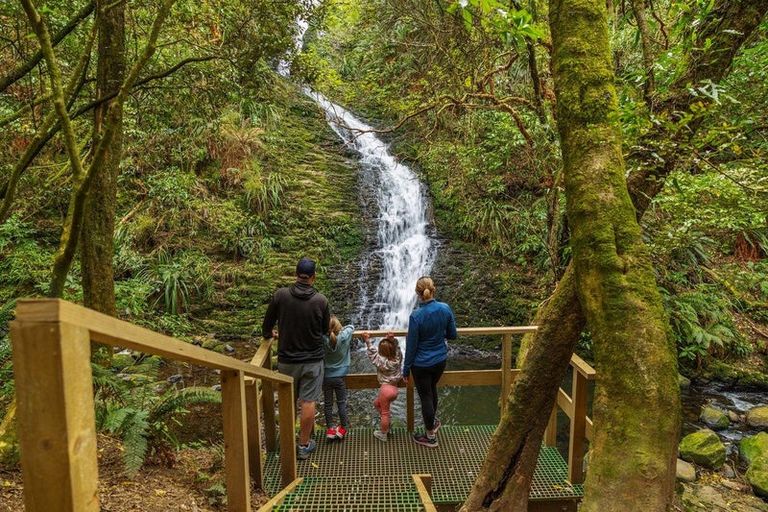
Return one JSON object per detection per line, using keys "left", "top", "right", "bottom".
{"left": 741, "top": 433, "right": 768, "bottom": 466}
{"left": 679, "top": 482, "right": 768, "bottom": 511}
{"left": 722, "top": 464, "right": 736, "bottom": 479}
{"left": 722, "top": 479, "right": 750, "bottom": 492}
{"left": 677, "top": 458, "right": 697, "bottom": 482}
{"left": 701, "top": 405, "right": 731, "bottom": 431}
{"left": 211, "top": 384, "right": 222, "bottom": 392}
{"left": 679, "top": 374, "right": 692, "bottom": 389}
{"left": 680, "top": 429, "right": 727, "bottom": 469}
{"left": 167, "top": 374, "right": 183, "bottom": 384}
{"left": 747, "top": 406, "right": 768, "bottom": 429}
{"left": 729, "top": 410, "right": 742, "bottom": 423}
{"left": 747, "top": 456, "right": 768, "bottom": 498}
{"left": 224, "top": 344, "right": 235, "bottom": 354}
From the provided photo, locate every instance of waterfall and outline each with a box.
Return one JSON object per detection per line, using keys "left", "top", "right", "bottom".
{"left": 280, "top": 14, "right": 436, "bottom": 331}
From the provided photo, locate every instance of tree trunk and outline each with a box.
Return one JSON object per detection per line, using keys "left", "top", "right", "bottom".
{"left": 80, "top": 0, "right": 126, "bottom": 316}
{"left": 463, "top": 1, "right": 767, "bottom": 510}
{"left": 550, "top": 0, "right": 680, "bottom": 508}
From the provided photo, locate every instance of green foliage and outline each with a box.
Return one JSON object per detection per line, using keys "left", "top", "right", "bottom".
{"left": 0, "top": 336, "right": 13, "bottom": 408}
{"left": 139, "top": 250, "right": 213, "bottom": 315}
{"left": 93, "top": 357, "right": 221, "bottom": 477}
{"left": 665, "top": 285, "right": 750, "bottom": 366}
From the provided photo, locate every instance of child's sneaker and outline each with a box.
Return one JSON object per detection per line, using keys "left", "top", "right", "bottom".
{"left": 335, "top": 426, "right": 347, "bottom": 439}
{"left": 297, "top": 439, "right": 317, "bottom": 460}
{"left": 431, "top": 419, "right": 442, "bottom": 434}
{"left": 373, "top": 430, "right": 388, "bottom": 442}
{"left": 326, "top": 426, "right": 338, "bottom": 440}
{"left": 412, "top": 433, "right": 438, "bottom": 448}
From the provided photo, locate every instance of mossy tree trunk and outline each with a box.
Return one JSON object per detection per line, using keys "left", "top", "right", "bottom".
{"left": 549, "top": 0, "right": 680, "bottom": 508}
{"left": 80, "top": 0, "right": 126, "bottom": 316}
{"left": 463, "top": 1, "right": 767, "bottom": 511}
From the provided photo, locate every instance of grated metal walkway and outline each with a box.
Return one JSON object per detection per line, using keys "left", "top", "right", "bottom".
{"left": 264, "top": 425, "right": 583, "bottom": 511}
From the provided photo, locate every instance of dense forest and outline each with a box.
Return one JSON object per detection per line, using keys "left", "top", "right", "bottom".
{"left": 1, "top": 0, "right": 768, "bottom": 511}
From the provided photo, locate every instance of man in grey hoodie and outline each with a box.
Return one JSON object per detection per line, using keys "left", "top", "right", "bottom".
{"left": 262, "top": 257, "right": 330, "bottom": 460}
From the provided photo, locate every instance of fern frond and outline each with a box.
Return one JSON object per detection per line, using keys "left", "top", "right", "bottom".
{"left": 121, "top": 409, "right": 149, "bottom": 477}
{"left": 149, "top": 386, "right": 221, "bottom": 424}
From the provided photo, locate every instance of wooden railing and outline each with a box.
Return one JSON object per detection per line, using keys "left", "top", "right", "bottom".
{"left": 10, "top": 300, "right": 595, "bottom": 512}
{"left": 10, "top": 299, "right": 295, "bottom": 512}
{"left": 347, "top": 327, "right": 595, "bottom": 485}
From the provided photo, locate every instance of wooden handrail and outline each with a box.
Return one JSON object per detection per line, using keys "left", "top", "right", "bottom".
{"left": 353, "top": 326, "right": 538, "bottom": 337}
{"left": 12, "top": 298, "right": 297, "bottom": 512}
{"left": 15, "top": 299, "right": 290, "bottom": 384}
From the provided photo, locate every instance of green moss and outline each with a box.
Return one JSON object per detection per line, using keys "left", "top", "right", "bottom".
{"left": 679, "top": 429, "right": 726, "bottom": 469}
{"left": 746, "top": 456, "right": 768, "bottom": 498}
{"left": 741, "top": 433, "right": 768, "bottom": 466}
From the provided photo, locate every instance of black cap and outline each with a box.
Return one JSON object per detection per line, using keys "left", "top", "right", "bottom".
{"left": 296, "top": 257, "right": 316, "bottom": 278}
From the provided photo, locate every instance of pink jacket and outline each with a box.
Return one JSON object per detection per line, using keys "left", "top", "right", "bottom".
{"left": 367, "top": 345, "right": 403, "bottom": 385}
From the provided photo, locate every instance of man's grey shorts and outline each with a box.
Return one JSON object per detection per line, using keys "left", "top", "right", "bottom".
{"left": 277, "top": 360, "right": 324, "bottom": 402}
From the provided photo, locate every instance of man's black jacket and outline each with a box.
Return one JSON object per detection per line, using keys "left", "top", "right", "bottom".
{"left": 261, "top": 282, "right": 330, "bottom": 363}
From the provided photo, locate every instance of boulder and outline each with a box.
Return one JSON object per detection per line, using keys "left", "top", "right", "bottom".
{"left": 746, "top": 456, "right": 768, "bottom": 499}
{"left": 741, "top": 433, "right": 768, "bottom": 466}
{"left": 679, "top": 374, "right": 692, "bottom": 389}
{"left": 680, "top": 429, "right": 727, "bottom": 469}
{"left": 700, "top": 405, "right": 730, "bottom": 431}
{"left": 747, "top": 406, "right": 768, "bottom": 430}
{"left": 677, "top": 458, "right": 697, "bottom": 482}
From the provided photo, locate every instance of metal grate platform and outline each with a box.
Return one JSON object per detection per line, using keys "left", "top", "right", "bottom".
{"left": 264, "top": 425, "right": 583, "bottom": 510}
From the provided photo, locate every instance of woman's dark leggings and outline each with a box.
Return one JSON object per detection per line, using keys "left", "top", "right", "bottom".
{"left": 411, "top": 360, "right": 446, "bottom": 432}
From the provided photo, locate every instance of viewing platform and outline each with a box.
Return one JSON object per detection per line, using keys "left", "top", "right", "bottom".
{"left": 9, "top": 300, "right": 595, "bottom": 512}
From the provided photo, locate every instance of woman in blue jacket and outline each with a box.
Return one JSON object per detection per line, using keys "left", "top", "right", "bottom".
{"left": 403, "top": 276, "right": 457, "bottom": 448}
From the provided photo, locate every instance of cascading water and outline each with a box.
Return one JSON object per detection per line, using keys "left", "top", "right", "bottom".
{"left": 279, "top": 17, "right": 435, "bottom": 332}
{"left": 307, "top": 93, "right": 436, "bottom": 330}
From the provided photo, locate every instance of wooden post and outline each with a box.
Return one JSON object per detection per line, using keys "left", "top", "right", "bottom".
{"left": 406, "top": 378, "right": 415, "bottom": 432}
{"left": 221, "top": 370, "right": 251, "bottom": 512}
{"left": 277, "top": 381, "right": 297, "bottom": 487}
{"left": 245, "top": 381, "right": 263, "bottom": 489}
{"left": 10, "top": 321, "right": 99, "bottom": 512}
{"left": 544, "top": 406, "right": 558, "bottom": 447}
{"left": 261, "top": 357, "right": 277, "bottom": 452}
{"left": 568, "top": 370, "right": 588, "bottom": 484}
{"left": 500, "top": 334, "right": 512, "bottom": 416}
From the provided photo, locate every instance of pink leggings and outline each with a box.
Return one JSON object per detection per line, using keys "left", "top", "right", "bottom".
{"left": 374, "top": 384, "right": 399, "bottom": 433}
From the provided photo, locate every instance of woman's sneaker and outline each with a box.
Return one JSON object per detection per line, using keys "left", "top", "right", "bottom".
{"left": 297, "top": 439, "right": 317, "bottom": 460}
{"left": 373, "top": 430, "right": 388, "bottom": 442}
{"left": 335, "top": 426, "right": 347, "bottom": 439}
{"left": 326, "top": 426, "right": 338, "bottom": 440}
{"left": 412, "top": 433, "right": 438, "bottom": 448}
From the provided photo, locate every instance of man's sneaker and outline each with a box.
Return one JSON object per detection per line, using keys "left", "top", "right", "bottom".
{"left": 431, "top": 419, "right": 442, "bottom": 434}
{"left": 326, "top": 426, "right": 338, "bottom": 440}
{"left": 412, "top": 433, "right": 438, "bottom": 448}
{"left": 335, "top": 426, "right": 347, "bottom": 439}
{"left": 297, "top": 439, "right": 317, "bottom": 460}
{"left": 373, "top": 430, "right": 388, "bottom": 442}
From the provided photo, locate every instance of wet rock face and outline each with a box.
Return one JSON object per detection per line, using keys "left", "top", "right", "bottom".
{"left": 680, "top": 429, "right": 727, "bottom": 469}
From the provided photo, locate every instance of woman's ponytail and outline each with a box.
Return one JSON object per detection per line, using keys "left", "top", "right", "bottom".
{"left": 415, "top": 276, "right": 436, "bottom": 301}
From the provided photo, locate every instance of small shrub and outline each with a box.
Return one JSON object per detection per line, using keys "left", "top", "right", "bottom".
{"left": 139, "top": 250, "right": 212, "bottom": 315}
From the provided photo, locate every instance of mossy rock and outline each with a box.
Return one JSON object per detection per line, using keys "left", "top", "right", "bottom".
{"left": 741, "top": 433, "right": 768, "bottom": 466}
{"left": 700, "top": 405, "right": 730, "bottom": 431}
{"left": 679, "top": 429, "right": 726, "bottom": 469}
{"left": 746, "top": 456, "right": 768, "bottom": 498}
{"left": 747, "top": 406, "right": 768, "bottom": 429}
